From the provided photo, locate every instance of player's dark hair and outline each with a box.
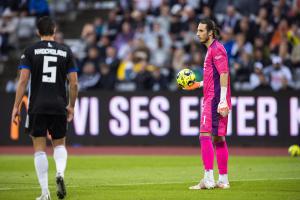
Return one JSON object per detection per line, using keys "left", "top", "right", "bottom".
{"left": 36, "top": 16, "right": 56, "bottom": 36}
{"left": 199, "top": 18, "right": 220, "bottom": 39}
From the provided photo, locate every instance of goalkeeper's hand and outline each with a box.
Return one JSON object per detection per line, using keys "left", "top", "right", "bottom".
{"left": 217, "top": 99, "right": 229, "bottom": 117}
{"left": 183, "top": 81, "right": 203, "bottom": 90}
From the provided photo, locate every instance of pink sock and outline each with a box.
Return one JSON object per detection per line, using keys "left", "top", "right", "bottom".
{"left": 200, "top": 136, "right": 214, "bottom": 170}
{"left": 214, "top": 141, "right": 228, "bottom": 174}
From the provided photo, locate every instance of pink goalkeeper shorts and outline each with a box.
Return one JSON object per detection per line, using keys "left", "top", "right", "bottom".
{"left": 200, "top": 98, "right": 228, "bottom": 136}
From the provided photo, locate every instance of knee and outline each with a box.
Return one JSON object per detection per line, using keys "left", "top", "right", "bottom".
{"left": 32, "top": 137, "right": 47, "bottom": 152}
{"left": 200, "top": 132, "right": 211, "bottom": 137}
{"left": 52, "top": 137, "right": 66, "bottom": 148}
{"left": 213, "top": 136, "right": 225, "bottom": 144}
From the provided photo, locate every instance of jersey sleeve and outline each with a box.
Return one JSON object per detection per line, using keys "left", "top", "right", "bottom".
{"left": 213, "top": 46, "right": 229, "bottom": 74}
{"left": 66, "top": 48, "right": 78, "bottom": 73}
{"left": 19, "top": 48, "right": 32, "bottom": 70}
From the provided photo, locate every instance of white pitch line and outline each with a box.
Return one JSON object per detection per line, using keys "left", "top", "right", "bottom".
{"left": 0, "top": 178, "right": 299, "bottom": 191}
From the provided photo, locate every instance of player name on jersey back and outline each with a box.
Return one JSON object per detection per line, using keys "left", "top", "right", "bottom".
{"left": 34, "top": 48, "right": 67, "bottom": 57}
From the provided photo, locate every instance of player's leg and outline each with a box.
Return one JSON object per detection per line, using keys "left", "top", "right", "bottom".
{"left": 28, "top": 114, "right": 51, "bottom": 200}
{"left": 189, "top": 102, "right": 215, "bottom": 189}
{"left": 49, "top": 115, "right": 67, "bottom": 199}
{"left": 189, "top": 132, "right": 215, "bottom": 189}
{"left": 200, "top": 132, "right": 215, "bottom": 186}
{"left": 213, "top": 116, "right": 230, "bottom": 189}
{"left": 33, "top": 137, "right": 51, "bottom": 200}
{"left": 52, "top": 138, "right": 67, "bottom": 178}
{"left": 52, "top": 138, "right": 67, "bottom": 199}
{"left": 200, "top": 101, "right": 215, "bottom": 188}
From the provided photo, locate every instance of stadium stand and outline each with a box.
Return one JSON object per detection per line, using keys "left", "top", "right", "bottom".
{"left": 0, "top": 0, "right": 299, "bottom": 92}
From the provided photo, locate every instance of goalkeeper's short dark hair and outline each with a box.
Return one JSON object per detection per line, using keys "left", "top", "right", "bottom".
{"left": 37, "top": 16, "right": 56, "bottom": 36}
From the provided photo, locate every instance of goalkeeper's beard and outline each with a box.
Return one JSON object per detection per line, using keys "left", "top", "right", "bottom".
{"left": 200, "top": 34, "right": 209, "bottom": 44}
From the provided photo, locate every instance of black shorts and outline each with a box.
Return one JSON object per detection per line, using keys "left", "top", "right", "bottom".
{"left": 25, "top": 114, "right": 67, "bottom": 139}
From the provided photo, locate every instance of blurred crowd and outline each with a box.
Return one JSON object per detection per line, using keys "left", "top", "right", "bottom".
{"left": 1, "top": 0, "right": 300, "bottom": 92}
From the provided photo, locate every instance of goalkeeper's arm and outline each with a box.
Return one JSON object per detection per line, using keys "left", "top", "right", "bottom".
{"left": 183, "top": 81, "right": 203, "bottom": 90}
{"left": 217, "top": 73, "right": 229, "bottom": 117}
{"left": 220, "top": 73, "right": 228, "bottom": 101}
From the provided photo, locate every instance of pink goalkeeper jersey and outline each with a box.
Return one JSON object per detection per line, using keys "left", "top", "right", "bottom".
{"left": 203, "top": 40, "right": 231, "bottom": 108}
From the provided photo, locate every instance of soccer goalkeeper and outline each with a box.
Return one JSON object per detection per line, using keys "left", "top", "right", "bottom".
{"left": 185, "top": 19, "right": 231, "bottom": 190}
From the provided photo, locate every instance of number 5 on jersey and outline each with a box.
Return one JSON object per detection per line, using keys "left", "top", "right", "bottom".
{"left": 42, "top": 56, "right": 57, "bottom": 83}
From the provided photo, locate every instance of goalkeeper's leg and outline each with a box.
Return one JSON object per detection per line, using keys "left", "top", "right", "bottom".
{"left": 213, "top": 117, "right": 230, "bottom": 189}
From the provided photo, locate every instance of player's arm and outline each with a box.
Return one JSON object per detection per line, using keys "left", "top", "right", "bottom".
{"left": 213, "top": 46, "right": 230, "bottom": 117}
{"left": 217, "top": 73, "right": 229, "bottom": 117}
{"left": 183, "top": 81, "right": 203, "bottom": 90}
{"left": 67, "top": 72, "right": 78, "bottom": 122}
{"left": 11, "top": 69, "right": 30, "bottom": 124}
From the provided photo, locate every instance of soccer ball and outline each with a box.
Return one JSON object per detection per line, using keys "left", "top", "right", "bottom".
{"left": 176, "top": 69, "right": 196, "bottom": 88}
{"left": 288, "top": 145, "right": 300, "bottom": 157}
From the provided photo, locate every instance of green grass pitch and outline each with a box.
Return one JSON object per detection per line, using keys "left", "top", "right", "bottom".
{"left": 0, "top": 155, "right": 299, "bottom": 200}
